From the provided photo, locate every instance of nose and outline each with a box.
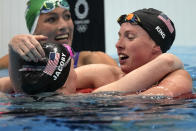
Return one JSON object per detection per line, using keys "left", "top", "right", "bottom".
{"left": 115, "top": 38, "right": 124, "bottom": 50}
{"left": 58, "top": 18, "right": 68, "bottom": 33}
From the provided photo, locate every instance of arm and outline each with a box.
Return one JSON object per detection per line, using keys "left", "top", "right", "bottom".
{"left": 0, "top": 77, "right": 14, "bottom": 93}
{"left": 75, "top": 64, "right": 121, "bottom": 90}
{"left": 139, "top": 69, "right": 192, "bottom": 97}
{"left": 78, "top": 51, "right": 118, "bottom": 67}
{"left": 93, "top": 53, "right": 183, "bottom": 93}
{"left": 0, "top": 54, "right": 9, "bottom": 69}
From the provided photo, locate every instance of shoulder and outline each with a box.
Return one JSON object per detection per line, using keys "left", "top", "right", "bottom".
{"left": 139, "top": 69, "right": 192, "bottom": 97}
{"left": 0, "top": 54, "right": 9, "bottom": 69}
{"left": 0, "top": 77, "right": 14, "bottom": 93}
{"left": 76, "top": 63, "right": 121, "bottom": 76}
{"left": 161, "top": 69, "right": 192, "bottom": 83}
{"left": 158, "top": 69, "right": 192, "bottom": 96}
{"left": 78, "top": 51, "right": 118, "bottom": 66}
{"left": 75, "top": 64, "right": 122, "bottom": 89}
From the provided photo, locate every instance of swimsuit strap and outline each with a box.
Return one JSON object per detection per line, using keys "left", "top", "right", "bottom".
{"left": 74, "top": 52, "right": 80, "bottom": 68}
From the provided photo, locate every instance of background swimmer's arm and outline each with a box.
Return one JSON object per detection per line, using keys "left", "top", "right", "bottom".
{"left": 93, "top": 53, "right": 183, "bottom": 93}
{"left": 77, "top": 51, "right": 118, "bottom": 67}
{"left": 0, "top": 77, "right": 14, "bottom": 93}
{"left": 0, "top": 54, "right": 9, "bottom": 69}
{"left": 139, "top": 69, "right": 192, "bottom": 97}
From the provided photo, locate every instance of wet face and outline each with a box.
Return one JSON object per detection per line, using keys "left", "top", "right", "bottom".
{"left": 116, "top": 23, "right": 161, "bottom": 74}
{"left": 34, "top": 8, "right": 74, "bottom": 46}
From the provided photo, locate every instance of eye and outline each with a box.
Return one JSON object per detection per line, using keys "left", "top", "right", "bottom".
{"left": 45, "top": 16, "right": 57, "bottom": 23}
{"left": 64, "top": 14, "right": 71, "bottom": 21}
{"left": 127, "top": 33, "right": 135, "bottom": 40}
{"left": 127, "top": 36, "right": 134, "bottom": 40}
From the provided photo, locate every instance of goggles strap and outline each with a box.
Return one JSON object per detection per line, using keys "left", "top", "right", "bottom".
{"left": 63, "top": 44, "right": 74, "bottom": 58}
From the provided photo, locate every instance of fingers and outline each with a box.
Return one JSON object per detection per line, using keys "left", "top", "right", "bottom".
{"left": 29, "top": 36, "right": 45, "bottom": 59}
{"left": 21, "top": 40, "right": 38, "bottom": 62}
{"left": 17, "top": 48, "right": 32, "bottom": 62}
{"left": 34, "top": 35, "right": 48, "bottom": 41}
{"left": 13, "top": 46, "right": 30, "bottom": 62}
{"left": 9, "top": 34, "right": 48, "bottom": 62}
{"left": 34, "top": 35, "right": 48, "bottom": 58}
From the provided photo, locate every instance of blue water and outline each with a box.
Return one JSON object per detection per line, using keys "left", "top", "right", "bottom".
{"left": 0, "top": 46, "right": 196, "bottom": 131}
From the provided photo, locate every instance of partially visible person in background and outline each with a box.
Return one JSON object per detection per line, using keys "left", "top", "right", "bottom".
{"left": 0, "top": 0, "right": 117, "bottom": 70}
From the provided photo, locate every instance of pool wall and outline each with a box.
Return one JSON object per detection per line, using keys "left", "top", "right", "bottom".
{"left": 0, "top": 0, "right": 196, "bottom": 57}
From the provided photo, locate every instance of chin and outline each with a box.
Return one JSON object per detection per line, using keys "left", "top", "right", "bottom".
{"left": 120, "top": 66, "right": 129, "bottom": 74}
{"left": 121, "top": 65, "right": 135, "bottom": 74}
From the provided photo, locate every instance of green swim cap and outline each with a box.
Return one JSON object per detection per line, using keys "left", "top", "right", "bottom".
{"left": 25, "top": 0, "right": 70, "bottom": 34}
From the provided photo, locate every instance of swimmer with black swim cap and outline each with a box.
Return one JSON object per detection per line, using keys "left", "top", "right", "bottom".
{"left": 9, "top": 43, "right": 74, "bottom": 95}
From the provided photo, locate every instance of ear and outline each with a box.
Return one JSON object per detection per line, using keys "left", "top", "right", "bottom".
{"left": 152, "top": 44, "right": 162, "bottom": 55}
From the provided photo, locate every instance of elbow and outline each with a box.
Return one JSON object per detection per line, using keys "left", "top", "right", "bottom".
{"left": 159, "top": 53, "right": 183, "bottom": 71}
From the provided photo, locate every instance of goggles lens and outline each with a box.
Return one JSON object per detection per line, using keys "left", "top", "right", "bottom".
{"left": 117, "top": 13, "right": 141, "bottom": 25}
{"left": 40, "top": 0, "right": 69, "bottom": 14}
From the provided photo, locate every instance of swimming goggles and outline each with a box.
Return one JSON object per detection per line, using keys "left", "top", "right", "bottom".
{"left": 40, "top": 0, "right": 70, "bottom": 14}
{"left": 117, "top": 13, "right": 141, "bottom": 25}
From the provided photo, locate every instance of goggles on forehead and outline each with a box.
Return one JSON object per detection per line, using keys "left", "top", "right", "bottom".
{"left": 40, "top": 0, "right": 70, "bottom": 14}
{"left": 117, "top": 13, "right": 141, "bottom": 25}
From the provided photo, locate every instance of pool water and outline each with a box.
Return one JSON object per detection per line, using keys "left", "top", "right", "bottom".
{"left": 1, "top": 93, "right": 196, "bottom": 131}
{"left": 0, "top": 46, "right": 196, "bottom": 131}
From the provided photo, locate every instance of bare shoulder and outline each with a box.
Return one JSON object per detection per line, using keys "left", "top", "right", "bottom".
{"left": 0, "top": 54, "right": 9, "bottom": 69}
{"left": 78, "top": 51, "right": 118, "bottom": 66}
{"left": 174, "top": 69, "right": 191, "bottom": 76}
{"left": 75, "top": 64, "right": 121, "bottom": 77}
{"left": 164, "top": 69, "right": 192, "bottom": 89}
{"left": 75, "top": 64, "right": 122, "bottom": 89}
{"left": 162, "top": 69, "right": 192, "bottom": 82}
{"left": 0, "top": 77, "right": 14, "bottom": 93}
{"left": 139, "top": 69, "right": 192, "bottom": 97}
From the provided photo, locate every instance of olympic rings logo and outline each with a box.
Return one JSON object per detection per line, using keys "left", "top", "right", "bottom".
{"left": 74, "top": 0, "right": 89, "bottom": 19}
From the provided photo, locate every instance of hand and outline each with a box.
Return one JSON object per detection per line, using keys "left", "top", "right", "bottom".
{"left": 8, "top": 34, "right": 48, "bottom": 62}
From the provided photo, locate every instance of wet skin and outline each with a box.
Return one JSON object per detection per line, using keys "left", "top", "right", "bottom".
{"left": 34, "top": 8, "right": 74, "bottom": 46}
{"left": 116, "top": 22, "right": 161, "bottom": 74}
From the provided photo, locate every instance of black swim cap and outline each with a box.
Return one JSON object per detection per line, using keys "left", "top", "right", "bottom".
{"left": 9, "top": 43, "right": 72, "bottom": 95}
{"left": 118, "top": 8, "right": 176, "bottom": 53}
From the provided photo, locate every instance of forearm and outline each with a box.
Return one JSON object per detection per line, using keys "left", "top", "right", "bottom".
{"left": 93, "top": 53, "right": 183, "bottom": 93}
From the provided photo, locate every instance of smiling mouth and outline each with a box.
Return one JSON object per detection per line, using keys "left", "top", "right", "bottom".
{"left": 119, "top": 54, "right": 129, "bottom": 60}
{"left": 55, "top": 34, "right": 69, "bottom": 41}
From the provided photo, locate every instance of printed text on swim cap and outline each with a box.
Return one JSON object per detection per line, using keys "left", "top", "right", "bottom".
{"left": 155, "top": 26, "right": 165, "bottom": 39}
{"left": 53, "top": 52, "right": 70, "bottom": 80}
